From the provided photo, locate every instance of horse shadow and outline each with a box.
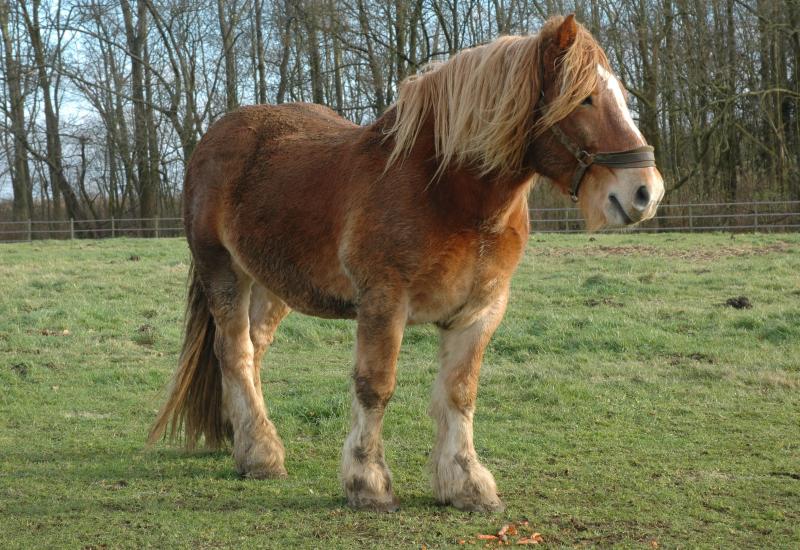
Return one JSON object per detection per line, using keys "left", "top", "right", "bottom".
{"left": 32, "top": 445, "right": 443, "bottom": 514}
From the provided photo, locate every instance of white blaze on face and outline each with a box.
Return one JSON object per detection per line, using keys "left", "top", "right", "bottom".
{"left": 597, "top": 64, "right": 646, "bottom": 144}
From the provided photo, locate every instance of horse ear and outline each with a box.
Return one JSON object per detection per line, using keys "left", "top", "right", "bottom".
{"left": 556, "top": 14, "right": 578, "bottom": 50}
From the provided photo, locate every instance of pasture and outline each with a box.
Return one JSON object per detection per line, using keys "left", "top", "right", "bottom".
{"left": 1, "top": 233, "right": 798, "bottom": 548}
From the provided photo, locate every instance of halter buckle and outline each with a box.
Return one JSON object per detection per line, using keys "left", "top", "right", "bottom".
{"left": 576, "top": 150, "right": 594, "bottom": 168}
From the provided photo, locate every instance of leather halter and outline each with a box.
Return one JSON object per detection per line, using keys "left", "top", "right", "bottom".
{"left": 544, "top": 110, "right": 657, "bottom": 203}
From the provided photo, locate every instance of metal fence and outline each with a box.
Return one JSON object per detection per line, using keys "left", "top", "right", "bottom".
{"left": 0, "top": 200, "right": 799, "bottom": 242}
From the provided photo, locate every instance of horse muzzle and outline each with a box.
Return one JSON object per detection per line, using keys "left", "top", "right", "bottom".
{"left": 606, "top": 168, "right": 664, "bottom": 226}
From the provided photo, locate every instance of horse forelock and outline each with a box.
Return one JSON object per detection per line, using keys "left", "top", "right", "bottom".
{"left": 539, "top": 21, "right": 611, "bottom": 133}
{"left": 384, "top": 15, "right": 609, "bottom": 178}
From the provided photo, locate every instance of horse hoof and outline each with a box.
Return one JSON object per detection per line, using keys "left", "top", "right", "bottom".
{"left": 347, "top": 495, "right": 400, "bottom": 513}
{"left": 240, "top": 465, "right": 288, "bottom": 480}
{"left": 448, "top": 496, "right": 505, "bottom": 513}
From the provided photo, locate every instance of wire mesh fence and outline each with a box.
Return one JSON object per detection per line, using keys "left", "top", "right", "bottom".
{"left": 0, "top": 201, "right": 799, "bottom": 242}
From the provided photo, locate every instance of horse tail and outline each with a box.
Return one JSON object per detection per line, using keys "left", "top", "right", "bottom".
{"left": 148, "top": 262, "right": 228, "bottom": 450}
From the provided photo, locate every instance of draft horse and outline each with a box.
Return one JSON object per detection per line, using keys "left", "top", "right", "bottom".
{"left": 149, "top": 15, "right": 664, "bottom": 512}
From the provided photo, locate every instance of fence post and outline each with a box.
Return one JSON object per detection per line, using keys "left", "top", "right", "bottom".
{"left": 753, "top": 203, "right": 758, "bottom": 233}
{"left": 70, "top": 218, "right": 74, "bottom": 240}
{"left": 27, "top": 219, "right": 32, "bottom": 242}
{"left": 111, "top": 216, "right": 115, "bottom": 238}
{"left": 688, "top": 205, "right": 693, "bottom": 231}
{"left": 155, "top": 216, "right": 160, "bottom": 238}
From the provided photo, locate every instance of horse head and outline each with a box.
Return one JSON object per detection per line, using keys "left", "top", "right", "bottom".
{"left": 528, "top": 15, "right": 665, "bottom": 230}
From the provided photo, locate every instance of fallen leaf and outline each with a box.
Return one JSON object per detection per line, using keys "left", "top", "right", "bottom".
{"left": 650, "top": 540, "right": 659, "bottom": 549}
{"left": 498, "top": 523, "right": 519, "bottom": 537}
{"left": 517, "top": 533, "right": 544, "bottom": 545}
{"left": 477, "top": 534, "right": 498, "bottom": 540}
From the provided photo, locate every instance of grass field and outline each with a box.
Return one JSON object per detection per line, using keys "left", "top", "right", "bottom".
{"left": 1, "top": 233, "right": 799, "bottom": 549}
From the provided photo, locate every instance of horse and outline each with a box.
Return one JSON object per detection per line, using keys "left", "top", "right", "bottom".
{"left": 148, "top": 14, "right": 664, "bottom": 513}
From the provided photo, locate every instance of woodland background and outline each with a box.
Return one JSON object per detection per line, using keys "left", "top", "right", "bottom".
{"left": 1, "top": 0, "right": 798, "bottom": 229}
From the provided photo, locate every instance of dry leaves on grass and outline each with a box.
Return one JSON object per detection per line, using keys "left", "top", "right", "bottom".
{"left": 517, "top": 533, "right": 544, "bottom": 545}
{"left": 474, "top": 521, "right": 543, "bottom": 546}
{"left": 38, "top": 328, "right": 71, "bottom": 336}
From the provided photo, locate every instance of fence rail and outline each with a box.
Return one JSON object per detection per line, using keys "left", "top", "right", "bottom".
{"left": 1, "top": 201, "right": 799, "bottom": 242}
{"left": 0, "top": 217, "right": 184, "bottom": 242}
{"left": 530, "top": 200, "right": 800, "bottom": 233}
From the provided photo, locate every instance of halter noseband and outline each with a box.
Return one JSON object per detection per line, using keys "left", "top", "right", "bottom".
{"left": 543, "top": 107, "right": 657, "bottom": 203}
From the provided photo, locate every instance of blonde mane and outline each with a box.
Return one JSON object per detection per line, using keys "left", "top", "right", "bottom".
{"left": 385, "top": 16, "right": 610, "bottom": 177}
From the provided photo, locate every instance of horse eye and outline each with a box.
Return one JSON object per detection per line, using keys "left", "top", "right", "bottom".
{"left": 582, "top": 96, "right": 593, "bottom": 106}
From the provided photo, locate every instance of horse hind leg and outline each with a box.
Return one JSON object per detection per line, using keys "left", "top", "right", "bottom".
{"left": 249, "top": 284, "right": 291, "bottom": 389}
{"left": 205, "top": 259, "right": 287, "bottom": 479}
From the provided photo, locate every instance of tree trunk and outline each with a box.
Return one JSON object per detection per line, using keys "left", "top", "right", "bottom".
{"left": 217, "top": 0, "right": 238, "bottom": 111}
{"left": 144, "top": 38, "right": 162, "bottom": 217}
{"left": 22, "top": 0, "right": 84, "bottom": 221}
{"left": 121, "top": 0, "right": 156, "bottom": 232}
{"left": 0, "top": 1, "right": 32, "bottom": 221}
{"left": 254, "top": 0, "right": 267, "bottom": 104}
{"left": 357, "top": 0, "right": 386, "bottom": 115}
{"left": 303, "top": 1, "right": 325, "bottom": 105}
{"left": 276, "top": 0, "right": 293, "bottom": 104}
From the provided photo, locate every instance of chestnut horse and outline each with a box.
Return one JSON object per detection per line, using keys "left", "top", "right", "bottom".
{"left": 149, "top": 15, "right": 664, "bottom": 512}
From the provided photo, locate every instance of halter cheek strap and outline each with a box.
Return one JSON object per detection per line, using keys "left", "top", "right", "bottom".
{"left": 547, "top": 117, "right": 657, "bottom": 202}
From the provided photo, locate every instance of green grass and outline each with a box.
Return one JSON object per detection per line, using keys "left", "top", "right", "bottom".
{"left": 1, "top": 233, "right": 799, "bottom": 548}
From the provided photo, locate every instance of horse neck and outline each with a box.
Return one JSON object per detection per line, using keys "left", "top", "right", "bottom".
{"left": 418, "top": 117, "right": 532, "bottom": 229}
{"left": 373, "top": 108, "right": 532, "bottom": 231}
{"left": 432, "top": 166, "right": 533, "bottom": 231}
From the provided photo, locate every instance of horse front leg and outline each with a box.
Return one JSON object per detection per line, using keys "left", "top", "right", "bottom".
{"left": 341, "top": 291, "right": 407, "bottom": 512}
{"left": 430, "top": 293, "right": 508, "bottom": 512}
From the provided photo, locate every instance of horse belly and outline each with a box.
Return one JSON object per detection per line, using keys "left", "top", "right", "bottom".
{"left": 222, "top": 197, "right": 358, "bottom": 319}
{"left": 234, "top": 230, "right": 357, "bottom": 318}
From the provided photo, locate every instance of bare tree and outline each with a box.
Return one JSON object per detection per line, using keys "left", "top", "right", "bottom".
{"left": 21, "top": 0, "right": 85, "bottom": 221}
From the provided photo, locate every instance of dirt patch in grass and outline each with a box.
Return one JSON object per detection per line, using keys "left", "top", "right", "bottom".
{"left": 133, "top": 323, "right": 158, "bottom": 346}
{"left": 667, "top": 352, "right": 716, "bottom": 365}
{"left": 724, "top": 296, "right": 752, "bottom": 309}
{"left": 546, "top": 515, "right": 670, "bottom": 547}
{"left": 742, "top": 370, "right": 799, "bottom": 390}
{"left": 36, "top": 328, "right": 71, "bottom": 336}
{"left": 10, "top": 363, "right": 29, "bottom": 378}
{"left": 585, "top": 297, "right": 624, "bottom": 308}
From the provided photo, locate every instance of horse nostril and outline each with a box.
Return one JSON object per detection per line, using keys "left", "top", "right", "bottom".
{"left": 634, "top": 185, "right": 650, "bottom": 209}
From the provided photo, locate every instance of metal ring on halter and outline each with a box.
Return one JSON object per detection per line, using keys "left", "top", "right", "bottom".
{"left": 576, "top": 150, "right": 594, "bottom": 167}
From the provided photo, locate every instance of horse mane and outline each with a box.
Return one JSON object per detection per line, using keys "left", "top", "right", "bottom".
{"left": 384, "top": 16, "right": 610, "bottom": 177}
